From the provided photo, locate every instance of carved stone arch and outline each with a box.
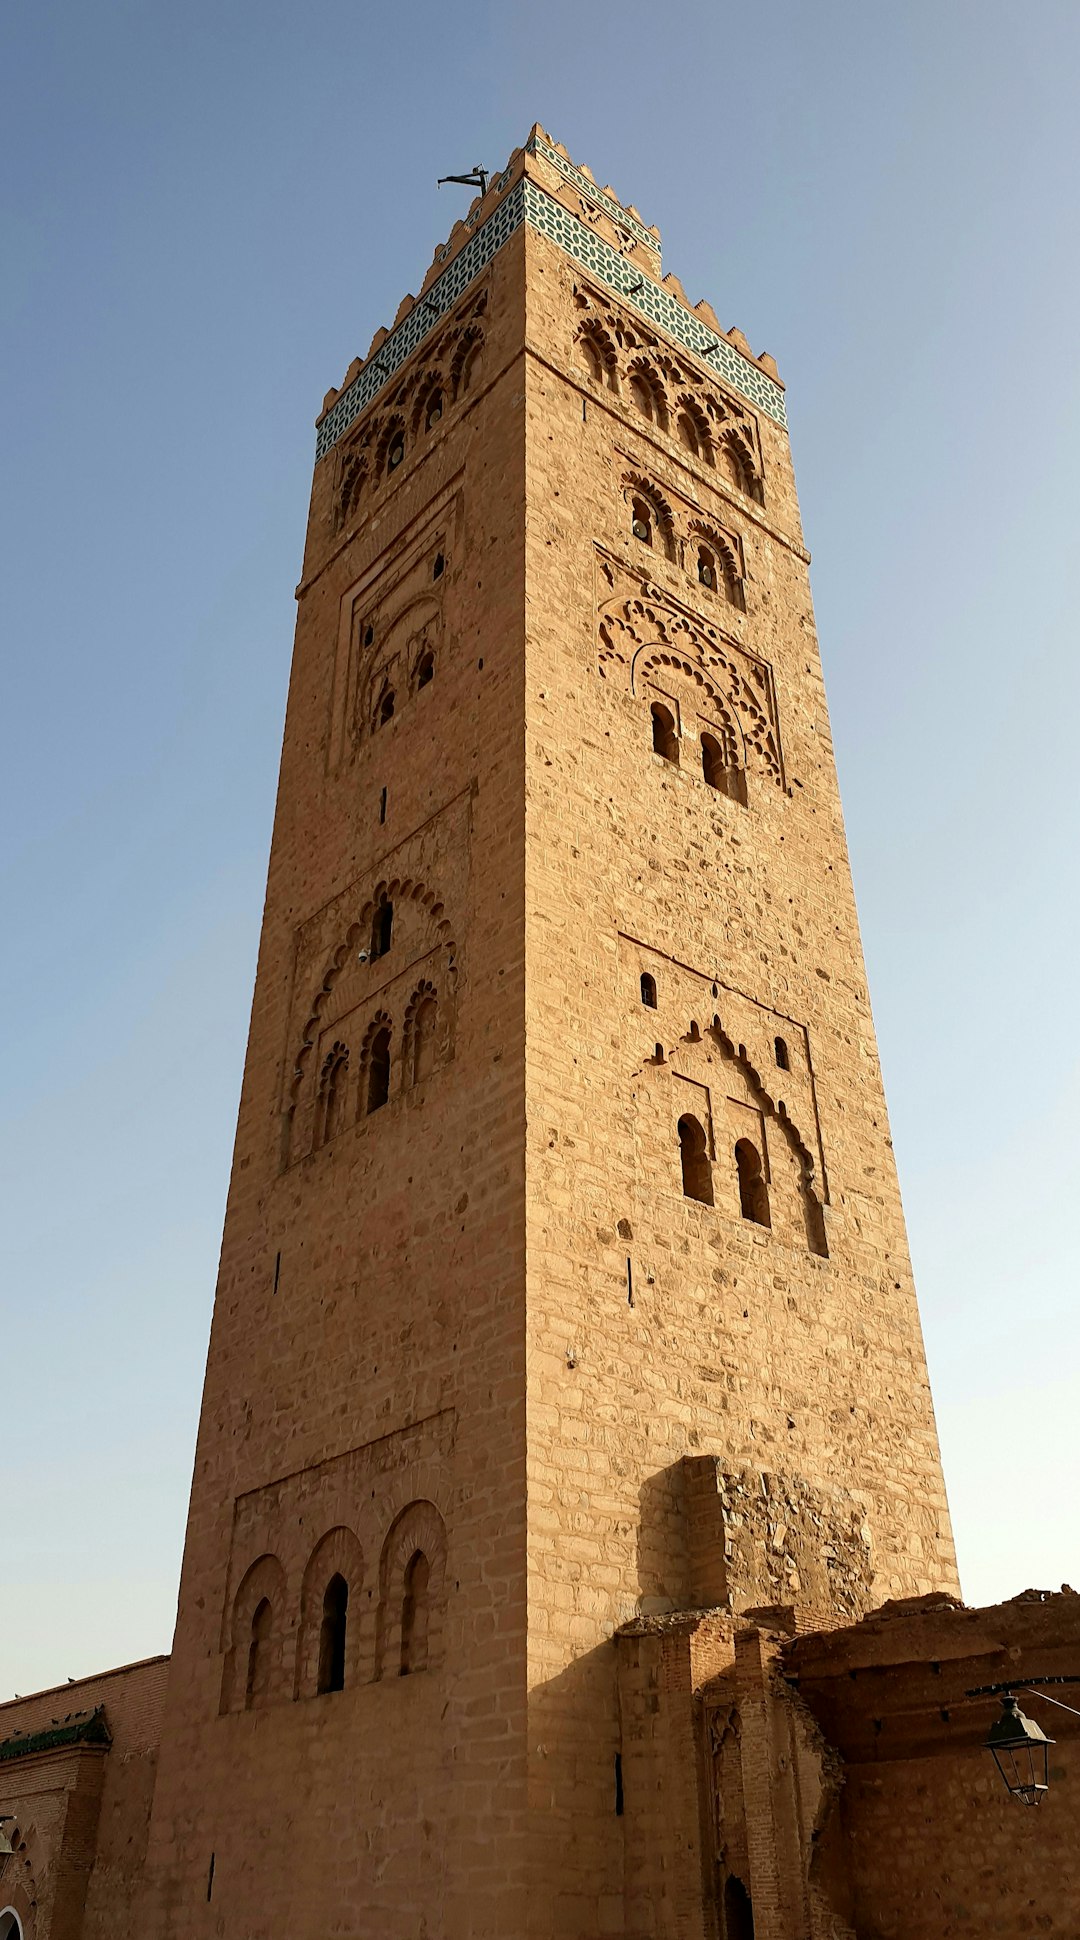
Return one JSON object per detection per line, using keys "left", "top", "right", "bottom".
{"left": 708, "top": 1015, "right": 829, "bottom": 1252}
{"left": 575, "top": 319, "right": 619, "bottom": 390}
{"left": 220, "top": 1552, "right": 288, "bottom": 1714}
{"left": 622, "top": 471, "right": 677, "bottom": 560}
{"left": 336, "top": 446, "right": 369, "bottom": 531}
{"left": 295, "top": 1525, "right": 366, "bottom": 1696}
{"left": 375, "top": 1499, "right": 448, "bottom": 1678}
{"left": 284, "top": 878, "right": 457, "bottom": 1158}
{"left": 450, "top": 322, "right": 484, "bottom": 399}
{"left": 375, "top": 412, "right": 407, "bottom": 479}
{"left": 355, "top": 592, "right": 443, "bottom": 742}
{"left": 411, "top": 368, "right": 447, "bottom": 435}
{"left": 634, "top": 650, "right": 748, "bottom": 772}
{"left": 626, "top": 356, "right": 669, "bottom": 430}
{"left": 717, "top": 426, "right": 764, "bottom": 504}
{"left": 688, "top": 520, "right": 745, "bottom": 610}
{"left": 315, "top": 1038, "right": 351, "bottom": 1147}
{"left": 674, "top": 391, "right": 713, "bottom": 463}
{"left": 402, "top": 977, "right": 448, "bottom": 1086}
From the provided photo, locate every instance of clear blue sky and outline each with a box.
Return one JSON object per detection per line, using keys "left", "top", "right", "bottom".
{"left": 3, "top": 0, "right": 1078, "bottom": 1696}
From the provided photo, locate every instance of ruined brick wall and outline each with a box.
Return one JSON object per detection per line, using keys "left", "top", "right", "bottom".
{"left": 842, "top": 1746, "right": 1080, "bottom": 1937}
{"left": 520, "top": 170, "right": 957, "bottom": 1936}
{"left": 0, "top": 1657, "right": 168, "bottom": 1940}
{"left": 136, "top": 231, "right": 532, "bottom": 1940}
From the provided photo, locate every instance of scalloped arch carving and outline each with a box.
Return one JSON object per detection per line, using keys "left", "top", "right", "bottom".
{"left": 598, "top": 572, "right": 782, "bottom": 788}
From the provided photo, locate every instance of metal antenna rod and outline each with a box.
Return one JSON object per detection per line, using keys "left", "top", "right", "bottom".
{"left": 438, "top": 166, "right": 489, "bottom": 197}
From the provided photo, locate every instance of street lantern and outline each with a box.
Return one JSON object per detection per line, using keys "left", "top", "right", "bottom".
{"left": 985, "top": 1694, "right": 1053, "bottom": 1806}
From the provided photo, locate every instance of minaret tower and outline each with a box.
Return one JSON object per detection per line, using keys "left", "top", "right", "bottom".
{"left": 139, "top": 129, "right": 957, "bottom": 1939}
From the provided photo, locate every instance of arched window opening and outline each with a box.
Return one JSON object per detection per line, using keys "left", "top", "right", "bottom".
{"left": 410, "top": 995, "right": 438, "bottom": 1085}
{"left": 378, "top": 688, "right": 395, "bottom": 727}
{"left": 363, "top": 623, "right": 375, "bottom": 647}
{"left": 432, "top": 551, "right": 445, "bottom": 579}
{"left": 415, "top": 651, "right": 434, "bottom": 691}
{"left": 370, "top": 899, "right": 393, "bottom": 960}
{"left": 677, "top": 410, "right": 700, "bottom": 456}
{"left": 245, "top": 1598, "right": 272, "bottom": 1710}
{"left": 678, "top": 1115, "right": 713, "bottom": 1205}
{"left": 640, "top": 971, "right": 657, "bottom": 1008}
{"left": 319, "top": 1045, "right": 349, "bottom": 1145}
{"left": 631, "top": 496, "right": 653, "bottom": 545}
{"left": 774, "top": 1036, "right": 790, "bottom": 1071}
{"left": 0, "top": 1912, "right": 24, "bottom": 1940}
{"left": 366, "top": 1026, "right": 391, "bottom": 1114}
{"left": 700, "top": 734, "right": 746, "bottom": 804}
{"left": 317, "top": 1574, "right": 349, "bottom": 1694}
{"left": 387, "top": 435, "right": 405, "bottom": 473}
{"left": 723, "top": 1875, "right": 755, "bottom": 1940}
{"left": 698, "top": 547, "right": 716, "bottom": 589}
{"left": 629, "top": 373, "right": 655, "bottom": 421}
{"left": 651, "top": 703, "right": 678, "bottom": 763}
{"left": 425, "top": 392, "right": 443, "bottom": 430}
{"left": 579, "top": 336, "right": 604, "bottom": 385}
{"left": 400, "top": 1549, "right": 431, "bottom": 1674}
{"left": 735, "top": 1140, "right": 770, "bottom": 1227}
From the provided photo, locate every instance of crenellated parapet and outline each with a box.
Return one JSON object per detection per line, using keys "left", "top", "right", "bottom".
{"left": 316, "top": 123, "right": 786, "bottom": 460}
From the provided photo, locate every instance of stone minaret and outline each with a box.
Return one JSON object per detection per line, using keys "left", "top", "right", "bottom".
{"left": 138, "top": 128, "right": 957, "bottom": 1940}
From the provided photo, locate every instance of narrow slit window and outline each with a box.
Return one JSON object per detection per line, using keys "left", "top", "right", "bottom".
{"left": 245, "top": 1598, "right": 272, "bottom": 1709}
{"left": 640, "top": 971, "right": 657, "bottom": 1008}
{"left": 378, "top": 689, "right": 395, "bottom": 727}
{"left": 400, "top": 1549, "right": 431, "bottom": 1675}
{"left": 416, "top": 651, "right": 434, "bottom": 690}
{"left": 317, "top": 1574, "right": 349, "bottom": 1694}
{"left": 631, "top": 496, "right": 653, "bottom": 545}
{"left": 366, "top": 1026, "right": 391, "bottom": 1113}
{"left": 371, "top": 900, "right": 393, "bottom": 959}
{"left": 774, "top": 1036, "right": 790, "bottom": 1071}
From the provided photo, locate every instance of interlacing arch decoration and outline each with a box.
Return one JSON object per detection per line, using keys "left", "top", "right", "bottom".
{"left": 597, "top": 574, "right": 783, "bottom": 789}
{"left": 411, "top": 368, "right": 445, "bottom": 436}
{"left": 375, "top": 1499, "right": 448, "bottom": 1679}
{"left": 336, "top": 447, "right": 369, "bottom": 531}
{"left": 674, "top": 392, "right": 713, "bottom": 464}
{"left": 375, "top": 413, "right": 407, "bottom": 478}
{"left": 623, "top": 472, "right": 676, "bottom": 560}
{"left": 689, "top": 520, "right": 745, "bottom": 610}
{"left": 627, "top": 357, "right": 669, "bottom": 431}
{"left": 707, "top": 1013, "right": 829, "bottom": 1254}
{"left": 331, "top": 287, "right": 488, "bottom": 533}
{"left": 355, "top": 593, "right": 444, "bottom": 747}
{"left": 403, "top": 979, "right": 442, "bottom": 1087}
{"left": 571, "top": 281, "right": 766, "bottom": 504}
{"left": 575, "top": 318, "right": 619, "bottom": 391}
{"left": 316, "top": 1040, "right": 351, "bottom": 1146}
{"left": 294, "top": 1525, "right": 366, "bottom": 1698}
{"left": 282, "top": 876, "right": 457, "bottom": 1164}
{"left": 450, "top": 322, "right": 484, "bottom": 400}
{"left": 716, "top": 425, "right": 764, "bottom": 504}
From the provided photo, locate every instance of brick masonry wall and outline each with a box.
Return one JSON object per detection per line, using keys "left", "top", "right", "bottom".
{"left": 521, "top": 222, "right": 958, "bottom": 1936}
{"left": 0, "top": 1657, "right": 168, "bottom": 1940}
{"left": 136, "top": 236, "right": 532, "bottom": 1940}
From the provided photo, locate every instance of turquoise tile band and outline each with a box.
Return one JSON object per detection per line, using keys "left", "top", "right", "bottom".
{"left": 315, "top": 180, "right": 786, "bottom": 461}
